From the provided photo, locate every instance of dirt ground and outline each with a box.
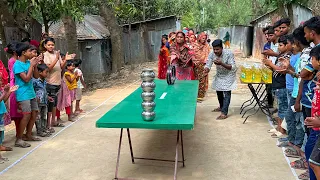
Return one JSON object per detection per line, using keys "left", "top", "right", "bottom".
{"left": 0, "top": 49, "right": 299, "bottom": 180}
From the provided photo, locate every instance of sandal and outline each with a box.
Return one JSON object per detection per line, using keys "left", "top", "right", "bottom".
{"left": 15, "top": 141, "right": 31, "bottom": 148}
{"left": 0, "top": 157, "right": 9, "bottom": 164}
{"left": 0, "top": 146, "right": 13, "bottom": 151}
{"left": 37, "top": 131, "right": 49, "bottom": 137}
{"left": 216, "top": 115, "right": 228, "bottom": 120}
{"left": 271, "top": 132, "right": 285, "bottom": 138}
{"left": 212, "top": 108, "right": 221, "bottom": 112}
{"left": 277, "top": 141, "right": 290, "bottom": 147}
{"left": 291, "top": 158, "right": 308, "bottom": 170}
{"left": 48, "top": 127, "right": 55, "bottom": 133}
{"left": 23, "top": 136, "right": 41, "bottom": 141}
{"left": 285, "top": 148, "right": 301, "bottom": 158}
{"left": 53, "top": 123, "right": 65, "bottom": 127}
{"left": 298, "top": 170, "right": 309, "bottom": 180}
{"left": 268, "top": 128, "right": 278, "bottom": 133}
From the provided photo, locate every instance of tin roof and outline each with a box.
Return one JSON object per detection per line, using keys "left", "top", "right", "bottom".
{"left": 48, "top": 15, "right": 110, "bottom": 40}
{"left": 250, "top": 4, "right": 312, "bottom": 24}
{"left": 122, "top": 15, "right": 178, "bottom": 26}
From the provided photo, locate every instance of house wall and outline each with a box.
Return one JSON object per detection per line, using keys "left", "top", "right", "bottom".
{"left": 55, "top": 38, "right": 112, "bottom": 82}
{"left": 217, "top": 26, "right": 253, "bottom": 57}
{"left": 123, "top": 17, "right": 177, "bottom": 64}
{"left": 252, "top": 6, "right": 313, "bottom": 59}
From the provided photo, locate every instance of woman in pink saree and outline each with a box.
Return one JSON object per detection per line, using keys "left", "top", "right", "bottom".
{"left": 170, "top": 31, "right": 195, "bottom": 80}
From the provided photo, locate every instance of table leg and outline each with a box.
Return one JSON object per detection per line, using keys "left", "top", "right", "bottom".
{"left": 174, "top": 130, "right": 180, "bottom": 180}
{"left": 240, "top": 84, "right": 263, "bottom": 114}
{"left": 115, "top": 128, "right": 124, "bottom": 180}
{"left": 180, "top": 130, "right": 185, "bottom": 167}
{"left": 127, "top": 128, "right": 135, "bottom": 164}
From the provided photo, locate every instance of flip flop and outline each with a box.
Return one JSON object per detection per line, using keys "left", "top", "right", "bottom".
{"left": 268, "top": 128, "right": 278, "bottom": 133}
{"left": 291, "top": 158, "right": 308, "bottom": 170}
{"left": 285, "top": 148, "right": 301, "bottom": 158}
{"left": 216, "top": 115, "right": 228, "bottom": 120}
{"left": 0, "top": 146, "right": 13, "bottom": 151}
{"left": 53, "top": 123, "right": 65, "bottom": 127}
{"left": 298, "top": 170, "right": 309, "bottom": 180}
{"left": 212, "top": 108, "right": 221, "bottom": 112}
{"left": 15, "top": 141, "right": 31, "bottom": 148}
{"left": 23, "top": 136, "right": 41, "bottom": 141}
{"left": 271, "top": 131, "right": 285, "bottom": 138}
{"left": 0, "top": 157, "right": 9, "bottom": 164}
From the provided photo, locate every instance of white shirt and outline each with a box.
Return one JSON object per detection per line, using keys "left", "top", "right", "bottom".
{"left": 74, "top": 68, "right": 84, "bottom": 89}
{"left": 270, "top": 42, "right": 278, "bottom": 64}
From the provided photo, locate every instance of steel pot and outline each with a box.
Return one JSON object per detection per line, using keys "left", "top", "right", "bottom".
{"left": 142, "top": 111, "right": 156, "bottom": 121}
{"left": 141, "top": 68, "right": 155, "bottom": 82}
{"left": 141, "top": 92, "right": 156, "bottom": 101}
{"left": 141, "top": 101, "right": 156, "bottom": 112}
{"left": 141, "top": 81, "right": 156, "bottom": 92}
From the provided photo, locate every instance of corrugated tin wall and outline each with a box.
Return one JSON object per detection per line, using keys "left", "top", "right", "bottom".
{"left": 123, "top": 17, "right": 177, "bottom": 64}
{"left": 217, "top": 26, "right": 253, "bottom": 57}
{"left": 252, "top": 5, "right": 313, "bottom": 58}
{"left": 54, "top": 38, "right": 112, "bottom": 81}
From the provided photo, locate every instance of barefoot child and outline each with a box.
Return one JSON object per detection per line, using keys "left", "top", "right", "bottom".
{"left": 64, "top": 60, "right": 79, "bottom": 122}
{"left": 0, "top": 83, "right": 18, "bottom": 163}
{"left": 13, "top": 42, "right": 41, "bottom": 148}
{"left": 74, "top": 59, "right": 86, "bottom": 115}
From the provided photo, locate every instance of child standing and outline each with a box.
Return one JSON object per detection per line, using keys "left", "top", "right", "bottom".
{"left": 13, "top": 42, "right": 40, "bottom": 148}
{"left": 262, "top": 35, "right": 291, "bottom": 137}
{"left": 0, "top": 83, "right": 17, "bottom": 163}
{"left": 33, "top": 64, "right": 52, "bottom": 137}
{"left": 64, "top": 60, "right": 79, "bottom": 122}
{"left": 74, "top": 59, "right": 86, "bottom": 115}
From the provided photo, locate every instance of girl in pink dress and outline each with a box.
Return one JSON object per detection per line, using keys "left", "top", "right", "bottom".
{"left": 6, "top": 42, "right": 23, "bottom": 137}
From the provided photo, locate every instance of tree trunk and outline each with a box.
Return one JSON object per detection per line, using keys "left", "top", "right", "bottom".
{"left": 287, "top": 3, "right": 294, "bottom": 33}
{"left": 98, "top": 1, "right": 124, "bottom": 73}
{"left": 62, "top": 16, "right": 78, "bottom": 54}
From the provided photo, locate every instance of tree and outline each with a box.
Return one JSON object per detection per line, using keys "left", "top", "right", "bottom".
{"left": 98, "top": 0, "right": 125, "bottom": 73}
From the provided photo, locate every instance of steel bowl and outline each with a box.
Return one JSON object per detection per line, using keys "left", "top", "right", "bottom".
{"left": 141, "top": 68, "right": 155, "bottom": 82}
{"left": 142, "top": 111, "right": 156, "bottom": 121}
{"left": 141, "top": 81, "right": 156, "bottom": 92}
{"left": 141, "top": 101, "right": 156, "bottom": 111}
{"left": 166, "top": 65, "right": 176, "bottom": 85}
{"left": 141, "top": 92, "right": 156, "bottom": 101}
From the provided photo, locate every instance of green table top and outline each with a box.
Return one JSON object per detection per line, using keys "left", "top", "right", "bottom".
{"left": 96, "top": 79, "right": 199, "bottom": 130}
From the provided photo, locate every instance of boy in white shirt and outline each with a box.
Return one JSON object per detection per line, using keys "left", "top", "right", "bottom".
{"left": 74, "top": 59, "right": 86, "bottom": 115}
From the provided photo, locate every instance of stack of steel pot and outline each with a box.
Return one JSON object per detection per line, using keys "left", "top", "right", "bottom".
{"left": 141, "top": 69, "right": 156, "bottom": 121}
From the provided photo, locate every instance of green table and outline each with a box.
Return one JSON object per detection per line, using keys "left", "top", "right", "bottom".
{"left": 96, "top": 79, "right": 198, "bottom": 180}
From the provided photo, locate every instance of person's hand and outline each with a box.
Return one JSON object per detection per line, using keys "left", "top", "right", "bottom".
{"left": 305, "top": 116, "right": 320, "bottom": 128}
{"left": 278, "top": 57, "right": 290, "bottom": 71}
{"left": 74, "top": 70, "right": 79, "bottom": 77}
{"left": 204, "top": 68, "right": 210, "bottom": 74}
{"left": 9, "top": 85, "right": 19, "bottom": 93}
{"left": 48, "top": 96, "right": 54, "bottom": 102}
{"left": 213, "top": 58, "right": 222, "bottom": 65}
{"left": 3, "top": 84, "right": 10, "bottom": 93}
{"left": 55, "top": 50, "right": 60, "bottom": 60}
{"left": 316, "top": 72, "right": 320, "bottom": 81}
{"left": 36, "top": 97, "right": 40, "bottom": 103}
{"left": 262, "top": 49, "right": 274, "bottom": 56}
{"left": 294, "top": 101, "right": 301, "bottom": 112}
{"left": 262, "top": 58, "right": 269, "bottom": 66}
{"left": 37, "top": 53, "right": 44, "bottom": 64}
{"left": 30, "top": 57, "right": 39, "bottom": 67}
{"left": 65, "top": 52, "right": 76, "bottom": 60}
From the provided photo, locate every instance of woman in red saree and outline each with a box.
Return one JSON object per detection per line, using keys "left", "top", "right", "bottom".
{"left": 170, "top": 31, "right": 195, "bottom": 80}
{"left": 158, "top": 35, "right": 170, "bottom": 79}
{"left": 194, "top": 32, "right": 210, "bottom": 101}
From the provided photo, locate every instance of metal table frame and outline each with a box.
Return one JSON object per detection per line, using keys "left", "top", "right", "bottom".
{"left": 240, "top": 83, "right": 274, "bottom": 124}
{"left": 114, "top": 128, "right": 185, "bottom": 180}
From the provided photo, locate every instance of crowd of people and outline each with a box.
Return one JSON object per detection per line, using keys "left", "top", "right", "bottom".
{"left": 260, "top": 16, "right": 320, "bottom": 180}
{"left": 0, "top": 34, "right": 86, "bottom": 163}
{"left": 157, "top": 28, "right": 237, "bottom": 120}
